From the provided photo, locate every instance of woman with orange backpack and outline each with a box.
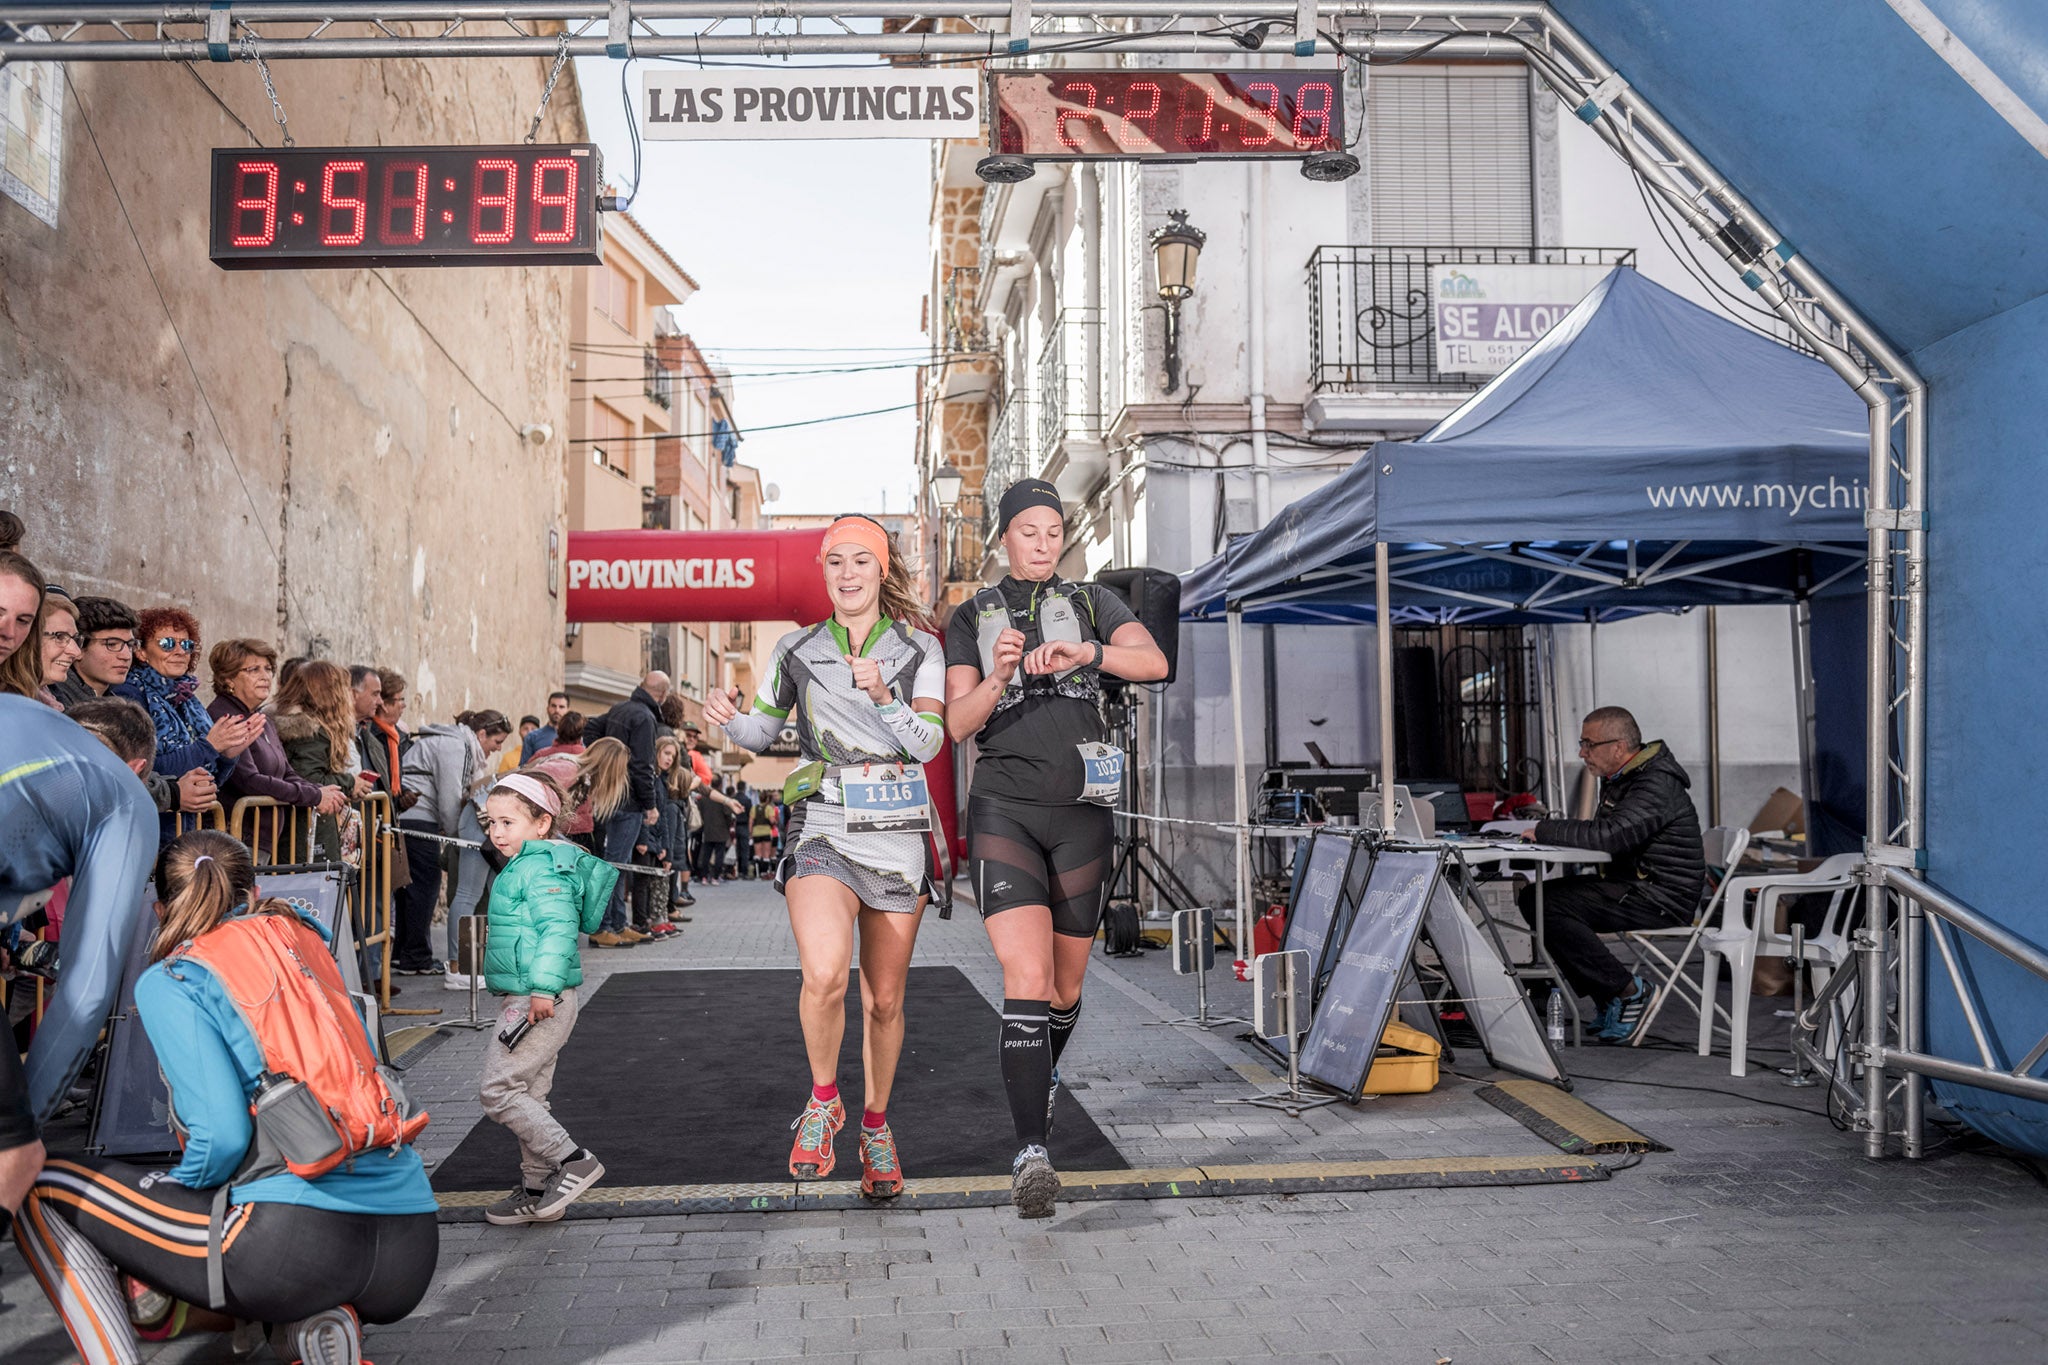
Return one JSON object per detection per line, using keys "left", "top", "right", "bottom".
{"left": 14, "top": 830, "right": 439, "bottom": 1365}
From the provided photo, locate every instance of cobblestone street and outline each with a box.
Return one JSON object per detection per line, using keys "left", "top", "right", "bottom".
{"left": 6, "top": 877, "right": 2046, "bottom": 1364}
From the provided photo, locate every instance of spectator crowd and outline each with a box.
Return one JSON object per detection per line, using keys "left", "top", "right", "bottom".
{"left": 0, "top": 508, "right": 787, "bottom": 998}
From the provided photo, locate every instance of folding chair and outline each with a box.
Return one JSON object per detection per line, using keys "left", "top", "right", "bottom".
{"left": 1619, "top": 825, "right": 1750, "bottom": 1048}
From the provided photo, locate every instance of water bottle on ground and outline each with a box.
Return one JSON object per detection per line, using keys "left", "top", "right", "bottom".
{"left": 1546, "top": 987, "right": 1566, "bottom": 1045}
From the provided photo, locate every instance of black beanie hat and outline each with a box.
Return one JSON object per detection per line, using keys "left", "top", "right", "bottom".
{"left": 997, "top": 478, "right": 1064, "bottom": 534}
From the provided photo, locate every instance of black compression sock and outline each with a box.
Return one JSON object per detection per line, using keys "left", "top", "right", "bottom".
{"left": 1048, "top": 998, "right": 1082, "bottom": 1067}
{"left": 1000, "top": 999, "right": 1052, "bottom": 1147}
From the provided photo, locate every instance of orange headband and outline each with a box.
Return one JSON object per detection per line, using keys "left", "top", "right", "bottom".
{"left": 820, "top": 516, "right": 890, "bottom": 570}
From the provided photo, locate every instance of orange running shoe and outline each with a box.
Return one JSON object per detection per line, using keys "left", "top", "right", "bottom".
{"left": 788, "top": 1094, "right": 845, "bottom": 1179}
{"left": 859, "top": 1123, "right": 904, "bottom": 1200}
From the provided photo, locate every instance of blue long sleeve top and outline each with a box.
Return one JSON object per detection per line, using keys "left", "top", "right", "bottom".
{"left": 0, "top": 697, "right": 159, "bottom": 1127}
{"left": 134, "top": 912, "right": 438, "bottom": 1214}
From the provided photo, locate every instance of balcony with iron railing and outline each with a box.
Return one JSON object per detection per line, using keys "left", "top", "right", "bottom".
{"left": 724, "top": 621, "right": 754, "bottom": 655}
{"left": 982, "top": 390, "right": 1034, "bottom": 545}
{"left": 643, "top": 627, "right": 673, "bottom": 678}
{"left": 943, "top": 265, "right": 989, "bottom": 356}
{"left": 644, "top": 347, "right": 676, "bottom": 410}
{"left": 1034, "top": 307, "right": 1103, "bottom": 473}
{"left": 943, "top": 490, "right": 985, "bottom": 586}
{"left": 1307, "top": 245, "right": 1637, "bottom": 403}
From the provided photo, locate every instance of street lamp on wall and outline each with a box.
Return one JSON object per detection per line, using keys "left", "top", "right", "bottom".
{"left": 1150, "top": 209, "right": 1206, "bottom": 394}
{"left": 931, "top": 463, "right": 963, "bottom": 512}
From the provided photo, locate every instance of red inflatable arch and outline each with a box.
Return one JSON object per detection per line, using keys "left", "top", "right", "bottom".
{"left": 565, "top": 528, "right": 962, "bottom": 870}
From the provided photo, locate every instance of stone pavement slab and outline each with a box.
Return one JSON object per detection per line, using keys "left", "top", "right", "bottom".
{"left": 6, "top": 876, "right": 2047, "bottom": 1363}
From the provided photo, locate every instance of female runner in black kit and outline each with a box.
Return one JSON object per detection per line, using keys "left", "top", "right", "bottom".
{"left": 943, "top": 479, "right": 1168, "bottom": 1218}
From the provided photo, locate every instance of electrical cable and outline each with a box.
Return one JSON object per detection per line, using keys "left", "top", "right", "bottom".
{"left": 62, "top": 71, "right": 310, "bottom": 629}
{"left": 613, "top": 56, "right": 644, "bottom": 210}
{"left": 1559, "top": 1071, "right": 1835, "bottom": 1120}
{"left": 566, "top": 395, "right": 982, "bottom": 443}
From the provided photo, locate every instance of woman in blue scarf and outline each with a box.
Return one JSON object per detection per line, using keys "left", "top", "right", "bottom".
{"left": 113, "top": 607, "right": 260, "bottom": 836}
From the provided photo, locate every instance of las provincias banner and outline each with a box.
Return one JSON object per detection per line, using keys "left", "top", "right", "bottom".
{"left": 641, "top": 70, "right": 980, "bottom": 140}
{"left": 566, "top": 529, "right": 834, "bottom": 624}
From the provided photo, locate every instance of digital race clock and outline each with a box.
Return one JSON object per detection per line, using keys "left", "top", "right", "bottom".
{"left": 990, "top": 70, "right": 1344, "bottom": 160}
{"left": 209, "top": 144, "right": 604, "bottom": 270}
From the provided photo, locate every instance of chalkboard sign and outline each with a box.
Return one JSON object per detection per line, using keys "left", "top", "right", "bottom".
{"left": 91, "top": 869, "right": 357, "bottom": 1158}
{"left": 1299, "top": 850, "right": 1439, "bottom": 1100}
{"left": 1282, "top": 831, "right": 1373, "bottom": 1006}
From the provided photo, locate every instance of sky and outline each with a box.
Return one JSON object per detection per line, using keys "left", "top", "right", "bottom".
{"left": 572, "top": 55, "right": 932, "bottom": 518}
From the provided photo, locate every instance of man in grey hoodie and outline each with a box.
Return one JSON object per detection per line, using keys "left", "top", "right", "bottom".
{"left": 392, "top": 718, "right": 478, "bottom": 973}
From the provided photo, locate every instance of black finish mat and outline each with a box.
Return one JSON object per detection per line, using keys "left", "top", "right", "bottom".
{"left": 431, "top": 967, "right": 1128, "bottom": 1191}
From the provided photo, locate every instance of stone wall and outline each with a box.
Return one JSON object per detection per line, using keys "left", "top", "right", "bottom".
{"left": 1, "top": 49, "right": 588, "bottom": 718}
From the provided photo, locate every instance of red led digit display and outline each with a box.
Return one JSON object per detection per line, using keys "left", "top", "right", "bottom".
{"left": 210, "top": 143, "right": 604, "bottom": 270}
{"left": 993, "top": 70, "right": 1345, "bottom": 160}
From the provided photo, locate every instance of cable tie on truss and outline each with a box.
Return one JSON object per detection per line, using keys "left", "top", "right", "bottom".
{"left": 1574, "top": 70, "right": 1628, "bottom": 124}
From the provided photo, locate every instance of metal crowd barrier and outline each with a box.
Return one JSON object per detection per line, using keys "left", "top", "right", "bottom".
{"left": 228, "top": 793, "right": 399, "bottom": 1012}
{"left": 167, "top": 800, "right": 228, "bottom": 839}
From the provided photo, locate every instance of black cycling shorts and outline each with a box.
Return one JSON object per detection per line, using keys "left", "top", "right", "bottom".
{"left": 968, "top": 796, "right": 1114, "bottom": 937}
{"left": 17, "top": 1155, "right": 439, "bottom": 1341}
{"left": 0, "top": 1030, "right": 37, "bottom": 1154}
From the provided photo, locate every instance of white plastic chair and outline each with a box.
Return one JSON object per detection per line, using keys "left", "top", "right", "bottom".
{"left": 1619, "top": 826, "right": 1749, "bottom": 1048}
{"left": 1693, "top": 851, "right": 1864, "bottom": 1076}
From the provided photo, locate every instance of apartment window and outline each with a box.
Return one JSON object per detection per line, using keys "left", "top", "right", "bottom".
{"left": 683, "top": 629, "right": 708, "bottom": 696}
{"left": 589, "top": 401, "right": 629, "bottom": 478}
{"left": 1368, "top": 67, "right": 1532, "bottom": 245}
{"left": 596, "top": 261, "right": 636, "bottom": 330}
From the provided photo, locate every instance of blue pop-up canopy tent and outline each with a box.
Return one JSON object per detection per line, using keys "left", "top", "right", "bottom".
{"left": 1183, "top": 267, "right": 1869, "bottom": 627}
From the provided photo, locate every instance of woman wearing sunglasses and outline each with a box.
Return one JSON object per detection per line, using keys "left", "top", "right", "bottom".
{"left": 112, "top": 608, "right": 261, "bottom": 836}
{"left": 704, "top": 515, "right": 945, "bottom": 1200}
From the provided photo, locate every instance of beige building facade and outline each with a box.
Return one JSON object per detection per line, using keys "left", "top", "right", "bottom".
{"left": 562, "top": 210, "right": 699, "bottom": 714}
{"left": 2, "top": 49, "right": 589, "bottom": 719}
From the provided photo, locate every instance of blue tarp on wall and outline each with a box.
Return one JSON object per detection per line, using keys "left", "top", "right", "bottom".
{"left": 1556, "top": 0, "right": 2048, "bottom": 1162}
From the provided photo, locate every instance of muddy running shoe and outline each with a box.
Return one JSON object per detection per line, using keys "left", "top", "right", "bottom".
{"left": 483, "top": 1186, "right": 554, "bottom": 1226}
{"left": 859, "top": 1124, "right": 904, "bottom": 1200}
{"left": 788, "top": 1094, "right": 846, "bottom": 1179}
{"left": 1011, "top": 1144, "right": 1059, "bottom": 1220}
{"left": 269, "top": 1304, "right": 363, "bottom": 1365}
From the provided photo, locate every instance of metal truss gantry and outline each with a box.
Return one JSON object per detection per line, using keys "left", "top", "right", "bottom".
{"left": 0, "top": 2, "right": 1961, "bottom": 1158}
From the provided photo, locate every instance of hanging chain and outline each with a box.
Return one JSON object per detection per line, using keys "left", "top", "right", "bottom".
{"left": 241, "top": 36, "right": 294, "bottom": 147}
{"left": 525, "top": 29, "right": 573, "bottom": 144}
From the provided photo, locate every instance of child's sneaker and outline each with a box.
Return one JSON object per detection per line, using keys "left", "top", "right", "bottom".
{"left": 788, "top": 1094, "right": 845, "bottom": 1179}
{"left": 534, "top": 1149, "right": 605, "bottom": 1219}
{"left": 484, "top": 1186, "right": 555, "bottom": 1226}
{"left": 859, "top": 1123, "right": 904, "bottom": 1199}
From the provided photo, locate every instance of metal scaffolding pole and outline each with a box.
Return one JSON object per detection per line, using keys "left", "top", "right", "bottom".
{"left": 4, "top": 0, "right": 1938, "bottom": 1157}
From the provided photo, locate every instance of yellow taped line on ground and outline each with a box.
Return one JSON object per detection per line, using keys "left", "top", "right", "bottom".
{"left": 435, "top": 1153, "right": 1607, "bottom": 1217}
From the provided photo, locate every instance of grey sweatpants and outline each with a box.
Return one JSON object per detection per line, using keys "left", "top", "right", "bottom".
{"left": 478, "top": 988, "right": 581, "bottom": 1190}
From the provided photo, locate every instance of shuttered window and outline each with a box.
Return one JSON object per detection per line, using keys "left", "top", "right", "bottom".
{"left": 1367, "top": 67, "right": 1532, "bottom": 245}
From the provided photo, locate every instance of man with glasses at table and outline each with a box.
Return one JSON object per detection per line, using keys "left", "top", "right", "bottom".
{"left": 1519, "top": 705, "right": 1706, "bottom": 1044}
{"left": 47, "top": 595, "right": 138, "bottom": 709}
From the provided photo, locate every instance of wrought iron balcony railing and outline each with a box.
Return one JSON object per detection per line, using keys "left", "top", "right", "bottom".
{"left": 644, "top": 347, "right": 676, "bottom": 409}
{"left": 1035, "top": 308, "right": 1102, "bottom": 467}
{"left": 942, "top": 265, "right": 988, "bottom": 356}
{"left": 982, "top": 391, "right": 1033, "bottom": 543}
{"left": 1307, "top": 245, "right": 1636, "bottom": 394}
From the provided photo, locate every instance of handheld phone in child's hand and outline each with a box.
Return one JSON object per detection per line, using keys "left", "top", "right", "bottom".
{"left": 497, "top": 1015, "right": 536, "bottom": 1051}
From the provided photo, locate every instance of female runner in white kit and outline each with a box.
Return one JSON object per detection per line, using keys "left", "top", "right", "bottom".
{"left": 704, "top": 515, "right": 946, "bottom": 1198}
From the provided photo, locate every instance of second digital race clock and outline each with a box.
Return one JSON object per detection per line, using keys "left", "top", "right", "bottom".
{"left": 990, "top": 70, "right": 1346, "bottom": 161}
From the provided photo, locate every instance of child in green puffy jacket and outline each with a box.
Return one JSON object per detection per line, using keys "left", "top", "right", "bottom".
{"left": 473, "top": 768, "right": 620, "bottom": 1226}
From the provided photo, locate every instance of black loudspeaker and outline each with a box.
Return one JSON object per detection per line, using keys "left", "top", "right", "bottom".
{"left": 1093, "top": 566, "right": 1181, "bottom": 685}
